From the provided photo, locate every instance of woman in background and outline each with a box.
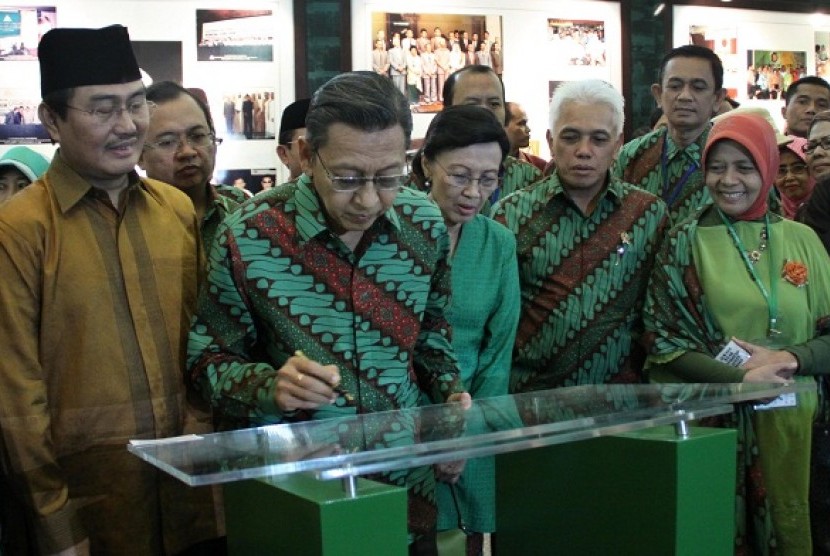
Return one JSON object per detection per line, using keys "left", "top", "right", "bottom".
{"left": 776, "top": 136, "right": 815, "bottom": 219}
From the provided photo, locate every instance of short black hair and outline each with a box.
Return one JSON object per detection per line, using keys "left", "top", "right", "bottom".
{"left": 657, "top": 44, "right": 724, "bottom": 91}
{"left": 412, "top": 105, "right": 509, "bottom": 184}
{"left": 306, "top": 71, "right": 412, "bottom": 151}
{"left": 145, "top": 80, "right": 215, "bottom": 133}
{"left": 504, "top": 102, "right": 520, "bottom": 126}
{"left": 442, "top": 65, "right": 505, "bottom": 108}
{"left": 784, "top": 76, "right": 830, "bottom": 106}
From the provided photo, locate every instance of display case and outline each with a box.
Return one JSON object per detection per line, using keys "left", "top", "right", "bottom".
{"left": 129, "top": 382, "right": 807, "bottom": 555}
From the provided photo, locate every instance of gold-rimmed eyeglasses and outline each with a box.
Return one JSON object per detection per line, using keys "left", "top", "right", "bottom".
{"left": 63, "top": 98, "right": 150, "bottom": 125}
{"left": 315, "top": 150, "right": 408, "bottom": 193}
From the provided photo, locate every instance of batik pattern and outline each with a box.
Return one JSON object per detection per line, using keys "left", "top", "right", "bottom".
{"left": 613, "top": 126, "right": 711, "bottom": 225}
{"left": 641, "top": 213, "right": 830, "bottom": 555}
{"left": 492, "top": 172, "right": 668, "bottom": 393}
{"left": 187, "top": 175, "right": 464, "bottom": 537}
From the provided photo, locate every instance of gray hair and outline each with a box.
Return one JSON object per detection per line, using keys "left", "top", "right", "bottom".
{"left": 549, "top": 79, "right": 624, "bottom": 137}
{"left": 306, "top": 71, "right": 413, "bottom": 151}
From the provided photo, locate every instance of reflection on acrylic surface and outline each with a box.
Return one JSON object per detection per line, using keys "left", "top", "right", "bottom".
{"left": 128, "top": 382, "right": 808, "bottom": 486}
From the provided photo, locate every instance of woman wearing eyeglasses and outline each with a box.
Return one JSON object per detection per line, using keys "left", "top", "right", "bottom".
{"left": 411, "top": 105, "right": 520, "bottom": 555}
{"left": 644, "top": 112, "right": 830, "bottom": 554}
{"left": 796, "top": 111, "right": 830, "bottom": 258}
{"left": 776, "top": 136, "right": 815, "bottom": 219}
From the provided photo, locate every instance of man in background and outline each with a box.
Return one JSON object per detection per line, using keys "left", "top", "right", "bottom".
{"left": 442, "top": 65, "right": 542, "bottom": 203}
{"left": 277, "top": 98, "right": 310, "bottom": 182}
{"left": 781, "top": 76, "right": 830, "bottom": 138}
{"left": 140, "top": 80, "right": 247, "bottom": 252}
{"left": 613, "top": 45, "right": 725, "bottom": 224}
{"left": 0, "top": 25, "right": 220, "bottom": 554}
{"left": 505, "top": 101, "right": 547, "bottom": 172}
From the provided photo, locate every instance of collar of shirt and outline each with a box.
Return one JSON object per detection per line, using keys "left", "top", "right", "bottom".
{"left": 292, "top": 174, "right": 401, "bottom": 245}
{"left": 204, "top": 183, "right": 240, "bottom": 223}
{"left": 50, "top": 149, "right": 145, "bottom": 214}
{"left": 541, "top": 170, "right": 624, "bottom": 209}
{"left": 663, "top": 123, "right": 710, "bottom": 166}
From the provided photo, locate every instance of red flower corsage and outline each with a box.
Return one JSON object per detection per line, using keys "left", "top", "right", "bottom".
{"left": 782, "top": 259, "right": 808, "bottom": 287}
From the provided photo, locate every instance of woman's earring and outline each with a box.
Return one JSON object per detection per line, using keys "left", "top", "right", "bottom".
{"left": 424, "top": 179, "right": 431, "bottom": 189}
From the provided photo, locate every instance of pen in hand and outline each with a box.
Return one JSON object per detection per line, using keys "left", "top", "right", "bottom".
{"left": 294, "top": 350, "right": 355, "bottom": 403}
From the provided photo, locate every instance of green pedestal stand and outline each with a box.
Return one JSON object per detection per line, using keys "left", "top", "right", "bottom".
{"left": 224, "top": 473, "right": 408, "bottom": 556}
{"left": 494, "top": 426, "right": 737, "bottom": 556}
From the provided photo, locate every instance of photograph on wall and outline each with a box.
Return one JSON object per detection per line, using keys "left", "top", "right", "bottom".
{"left": 368, "top": 12, "right": 503, "bottom": 113}
{"left": 209, "top": 88, "right": 277, "bottom": 141}
{"left": 746, "top": 50, "right": 806, "bottom": 100}
{"left": 216, "top": 167, "right": 277, "bottom": 195}
{"left": 816, "top": 32, "right": 830, "bottom": 81}
{"left": 0, "top": 5, "right": 55, "bottom": 60}
{"left": 547, "top": 19, "right": 606, "bottom": 67}
{"left": 0, "top": 87, "right": 50, "bottom": 144}
{"left": 196, "top": 9, "right": 274, "bottom": 62}
{"left": 689, "top": 25, "right": 741, "bottom": 100}
{"left": 132, "top": 41, "right": 183, "bottom": 85}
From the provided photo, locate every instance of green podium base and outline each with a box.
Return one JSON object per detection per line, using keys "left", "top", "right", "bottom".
{"left": 494, "top": 426, "right": 737, "bottom": 556}
{"left": 224, "top": 473, "right": 408, "bottom": 556}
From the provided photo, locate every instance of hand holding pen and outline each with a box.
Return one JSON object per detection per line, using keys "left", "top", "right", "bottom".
{"left": 275, "top": 350, "right": 354, "bottom": 412}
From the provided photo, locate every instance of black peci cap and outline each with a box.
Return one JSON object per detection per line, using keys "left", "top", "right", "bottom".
{"left": 38, "top": 25, "right": 142, "bottom": 97}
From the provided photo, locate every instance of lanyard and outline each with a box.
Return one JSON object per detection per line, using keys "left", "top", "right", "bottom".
{"left": 660, "top": 137, "right": 698, "bottom": 206}
{"left": 718, "top": 210, "right": 780, "bottom": 337}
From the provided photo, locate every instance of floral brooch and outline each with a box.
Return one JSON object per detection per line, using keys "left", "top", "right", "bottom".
{"left": 782, "top": 259, "right": 808, "bottom": 288}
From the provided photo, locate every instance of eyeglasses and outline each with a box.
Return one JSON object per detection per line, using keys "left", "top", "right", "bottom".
{"left": 803, "top": 135, "right": 830, "bottom": 155}
{"left": 64, "top": 98, "right": 150, "bottom": 125}
{"left": 434, "top": 159, "right": 502, "bottom": 191}
{"left": 144, "top": 131, "right": 222, "bottom": 153}
{"left": 777, "top": 163, "right": 809, "bottom": 178}
{"left": 315, "top": 151, "right": 408, "bottom": 193}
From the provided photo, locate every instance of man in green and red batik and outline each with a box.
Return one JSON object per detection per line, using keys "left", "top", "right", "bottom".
{"left": 493, "top": 79, "right": 669, "bottom": 393}
{"left": 187, "top": 71, "right": 470, "bottom": 555}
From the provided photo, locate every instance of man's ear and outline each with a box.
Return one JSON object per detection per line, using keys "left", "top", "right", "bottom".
{"left": 714, "top": 87, "right": 726, "bottom": 106}
{"left": 298, "top": 136, "right": 313, "bottom": 176}
{"left": 38, "top": 103, "right": 60, "bottom": 143}
{"left": 650, "top": 83, "right": 663, "bottom": 108}
{"left": 276, "top": 144, "right": 289, "bottom": 167}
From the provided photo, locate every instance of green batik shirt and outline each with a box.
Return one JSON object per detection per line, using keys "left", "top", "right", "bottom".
{"left": 200, "top": 183, "right": 246, "bottom": 254}
{"left": 482, "top": 155, "right": 542, "bottom": 214}
{"left": 612, "top": 125, "right": 711, "bottom": 225}
{"left": 187, "top": 174, "right": 463, "bottom": 426}
{"left": 492, "top": 171, "right": 669, "bottom": 393}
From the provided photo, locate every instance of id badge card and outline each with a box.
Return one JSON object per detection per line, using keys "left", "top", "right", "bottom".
{"left": 753, "top": 393, "right": 797, "bottom": 411}
{"left": 714, "top": 340, "right": 750, "bottom": 367}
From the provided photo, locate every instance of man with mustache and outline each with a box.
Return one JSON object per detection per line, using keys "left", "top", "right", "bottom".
{"left": 613, "top": 45, "right": 726, "bottom": 224}
{"left": 0, "top": 26, "right": 220, "bottom": 554}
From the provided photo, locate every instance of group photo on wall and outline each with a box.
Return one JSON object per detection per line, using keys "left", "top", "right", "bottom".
{"left": 367, "top": 11, "right": 503, "bottom": 113}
